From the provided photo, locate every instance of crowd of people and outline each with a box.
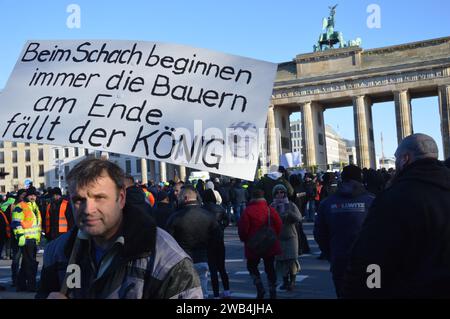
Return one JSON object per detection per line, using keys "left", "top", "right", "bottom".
{"left": 0, "top": 133, "right": 449, "bottom": 299}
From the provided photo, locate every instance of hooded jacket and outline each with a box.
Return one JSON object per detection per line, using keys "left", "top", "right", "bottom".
{"left": 256, "top": 172, "right": 294, "bottom": 203}
{"left": 36, "top": 200, "right": 202, "bottom": 299}
{"left": 314, "top": 180, "right": 375, "bottom": 276}
{"left": 343, "top": 159, "right": 450, "bottom": 298}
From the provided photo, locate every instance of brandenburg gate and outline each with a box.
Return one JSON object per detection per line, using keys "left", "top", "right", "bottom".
{"left": 267, "top": 36, "right": 450, "bottom": 169}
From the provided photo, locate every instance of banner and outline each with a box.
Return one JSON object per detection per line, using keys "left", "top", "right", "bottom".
{"left": 0, "top": 40, "right": 277, "bottom": 180}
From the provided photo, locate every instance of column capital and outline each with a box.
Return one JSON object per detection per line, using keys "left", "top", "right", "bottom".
{"left": 438, "top": 84, "right": 450, "bottom": 91}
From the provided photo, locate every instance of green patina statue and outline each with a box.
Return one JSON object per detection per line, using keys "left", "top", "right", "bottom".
{"left": 314, "top": 4, "right": 361, "bottom": 52}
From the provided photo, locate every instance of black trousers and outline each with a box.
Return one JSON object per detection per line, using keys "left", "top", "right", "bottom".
{"left": 11, "top": 236, "right": 22, "bottom": 284}
{"left": 18, "top": 239, "right": 38, "bottom": 291}
{"left": 208, "top": 242, "right": 230, "bottom": 297}
{"left": 247, "top": 256, "right": 277, "bottom": 287}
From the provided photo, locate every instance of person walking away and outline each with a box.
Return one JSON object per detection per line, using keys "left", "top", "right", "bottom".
{"left": 271, "top": 184, "right": 302, "bottom": 292}
{"left": 167, "top": 185, "right": 222, "bottom": 298}
{"left": 202, "top": 189, "right": 231, "bottom": 299}
{"left": 314, "top": 165, "right": 375, "bottom": 298}
{"left": 238, "top": 189, "right": 282, "bottom": 299}
{"left": 344, "top": 134, "right": 450, "bottom": 298}
{"left": 151, "top": 191, "right": 174, "bottom": 231}
{"left": 230, "top": 179, "right": 248, "bottom": 225}
{"left": 303, "top": 174, "right": 317, "bottom": 222}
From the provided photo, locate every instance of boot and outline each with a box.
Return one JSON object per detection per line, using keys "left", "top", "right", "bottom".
{"left": 254, "top": 278, "right": 265, "bottom": 299}
{"left": 288, "top": 274, "right": 296, "bottom": 291}
{"left": 279, "top": 276, "right": 289, "bottom": 291}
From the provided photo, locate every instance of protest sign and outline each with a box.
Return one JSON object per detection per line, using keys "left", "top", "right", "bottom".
{"left": 0, "top": 40, "right": 277, "bottom": 180}
{"left": 280, "top": 152, "right": 302, "bottom": 168}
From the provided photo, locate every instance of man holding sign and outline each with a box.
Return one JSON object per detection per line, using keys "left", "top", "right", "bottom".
{"left": 37, "top": 158, "right": 202, "bottom": 299}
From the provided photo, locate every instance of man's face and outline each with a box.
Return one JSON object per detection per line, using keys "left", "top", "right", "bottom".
{"left": 27, "top": 194, "right": 36, "bottom": 202}
{"left": 53, "top": 194, "right": 61, "bottom": 201}
{"left": 174, "top": 184, "right": 182, "bottom": 200}
{"left": 70, "top": 174, "right": 125, "bottom": 240}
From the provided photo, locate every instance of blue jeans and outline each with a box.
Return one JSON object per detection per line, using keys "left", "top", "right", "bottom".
{"left": 194, "top": 262, "right": 209, "bottom": 298}
{"left": 306, "top": 200, "right": 315, "bottom": 221}
{"left": 233, "top": 203, "right": 246, "bottom": 225}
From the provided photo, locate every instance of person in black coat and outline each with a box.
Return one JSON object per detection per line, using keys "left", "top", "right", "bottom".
{"left": 344, "top": 133, "right": 450, "bottom": 298}
{"left": 151, "top": 191, "right": 175, "bottom": 231}
{"left": 167, "top": 185, "right": 221, "bottom": 298}
{"left": 202, "top": 189, "right": 231, "bottom": 298}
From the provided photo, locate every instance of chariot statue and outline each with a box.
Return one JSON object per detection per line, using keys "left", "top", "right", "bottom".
{"left": 313, "top": 4, "right": 362, "bottom": 52}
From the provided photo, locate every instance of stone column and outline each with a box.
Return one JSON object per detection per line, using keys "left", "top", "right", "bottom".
{"left": 267, "top": 105, "right": 279, "bottom": 166}
{"left": 140, "top": 158, "right": 148, "bottom": 184}
{"left": 353, "top": 95, "right": 376, "bottom": 168}
{"left": 149, "top": 160, "right": 156, "bottom": 181}
{"left": 273, "top": 107, "right": 292, "bottom": 154}
{"left": 438, "top": 85, "right": 450, "bottom": 159}
{"left": 394, "top": 90, "right": 414, "bottom": 144}
{"left": 157, "top": 161, "right": 166, "bottom": 183}
{"left": 301, "top": 101, "right": 316, "bottom": 168}
{"left": 179, "top": 165, "right": 186, "bottom": 182}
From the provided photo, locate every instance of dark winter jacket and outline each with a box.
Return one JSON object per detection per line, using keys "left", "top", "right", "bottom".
{"left": 238, "top": 199, "right": 283, "bottom": 260}
{"left": 230, "top": 184, "right": 248, "bottom": 205}
{"left": 166, "top": 201, "right": 221, "bottom": 264}
{"left": 314, "top": 180, "right": 375, "bottom": 277}
{"left": 151, "top": 202, "right": 174, "bottom": 231}
{"left": 203, "top": 202, "right": 229, "bottom": 233}
{"left": 343, "top": 159, "right": 450, "bottom": 298}
{"left": 36, "top": 202, "right": 202, "bottom": 299}
{"left": 256, "top": 173, "right": 294, "bottom": 203}
{"left": 125, "top": 186, "right": 152, "bottom": 215}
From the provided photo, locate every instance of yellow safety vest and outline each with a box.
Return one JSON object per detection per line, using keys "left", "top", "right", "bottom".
{"left": 12, "top": 201, "right": 42, "bottom": 242}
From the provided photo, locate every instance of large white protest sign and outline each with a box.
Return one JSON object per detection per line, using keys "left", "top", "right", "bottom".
{"left": 0, "top": 40, "right": 277, "bottom": 180}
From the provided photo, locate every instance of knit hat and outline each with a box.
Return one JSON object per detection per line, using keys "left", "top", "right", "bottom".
{"left": 205, "top": 181, "right": 215, "bottom": 190}
{"left": 156, "top": 191, "right": 169, "bottom": 202}
{"left": 341, "top": 165, "right": 363, "bottom": 182}
{"left": 51, "top": 187, "right": 62, "bottom": 196}
{"left": 26, "top": 187, "right": 38, "bottom": 197}
{"left": 272, "top": 184, "right": 288, "bottom": 197}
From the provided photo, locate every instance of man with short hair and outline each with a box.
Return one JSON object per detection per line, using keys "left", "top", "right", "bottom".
{"left": 167, "top": 185, "right": 221, "bottom": 298}
{"left": 344, "top": 133, "right": 450, "bottom": 298}
{"left": 37, "top": 158, "right": 202, "bottom": 299}
{"left": 314, "top": 165, "right": 375, "bottom": 298}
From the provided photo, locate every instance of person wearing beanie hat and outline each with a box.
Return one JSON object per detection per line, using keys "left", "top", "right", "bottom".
{"left": 205, "top": 181, "right": 222, "bottom": 205}
{"left": 314, "top": 164, "right": 375, "bottom": 298}
{"left": 270, "top": 184, "right": 302, "bottom": 292}
{"left": 150, "top": 191, "right": 174, "bottom": 231}
{"left": 11, "top": 186, "right": 42, "bottom": 291}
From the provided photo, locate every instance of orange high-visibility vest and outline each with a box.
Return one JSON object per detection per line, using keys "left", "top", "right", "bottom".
{"left": 45, "top": 199, "right": 69, "bottom": 234}
{"left": 0, "top": 210, "right": 10, "bottom": 238}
